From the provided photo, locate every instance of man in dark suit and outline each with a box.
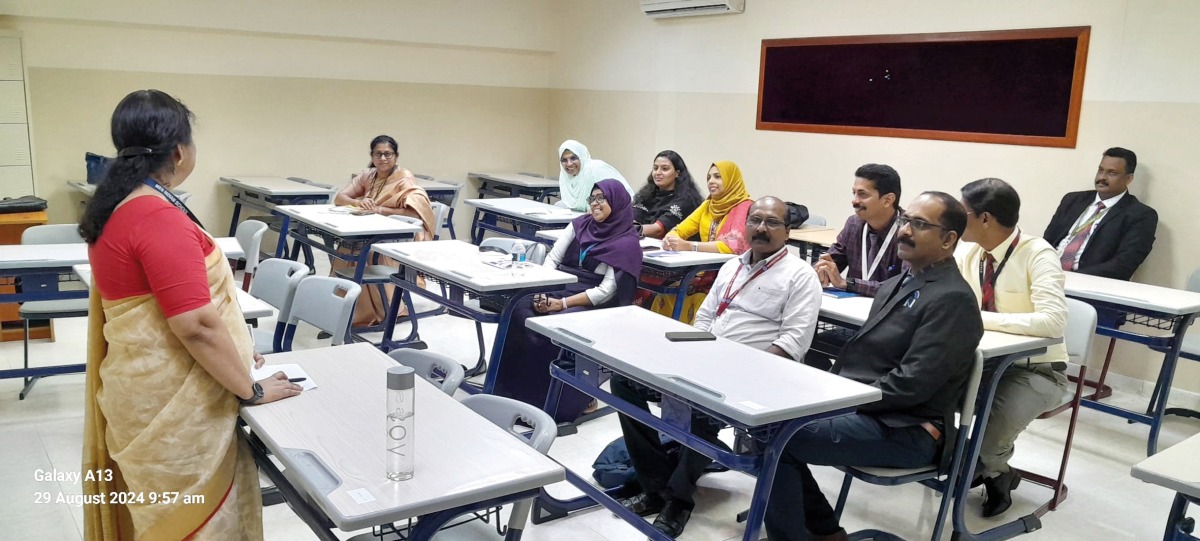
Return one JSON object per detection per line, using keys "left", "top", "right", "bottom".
{"left": 1044, "top": 147, "right": 1158, "bottom": 280}
{"left": 763, "top": 192, "right": 985, "bottom": 541}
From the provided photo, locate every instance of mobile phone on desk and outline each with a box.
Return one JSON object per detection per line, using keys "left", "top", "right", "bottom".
{"left": 665, "top": 331, "right": 717, "bottom": 342}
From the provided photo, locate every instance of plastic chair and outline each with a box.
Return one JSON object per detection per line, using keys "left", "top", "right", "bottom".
{"left": 388, "top": 350, "right": 465, "bottom": 396}
{"left": 479, "top": 237, "right": 547, "bottom": 265}
{"left": 248, "top": 259, "right": 309, "bottom": 354}
{"left": 1012, "top": 299, "right": 1098, "bottom": 516}
{"left": 460, "top": 394, "right": 557, "bottom": 537}
{"left": 234, "top": 219, "right": 268, "bottom": 291}
{"left": 831, "top": 349, "right": 986, "bottom": 541}
{"left": 17, "top": 224, "right": 89, "bottom": 399}
{"left": 806, "top": 214, "right": 827, "bottom": 227}
{"left": 280, "top": 276, "right": 361, "bottom": 350}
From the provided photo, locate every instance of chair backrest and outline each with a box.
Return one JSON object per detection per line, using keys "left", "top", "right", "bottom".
{"left": 284, "top": 276, "right": 361, "bottom": 348}
{"left": 234, "top": 220, "right": 269, "bottom": 274}
{"left": 429, "top": 201, "right": 449, "bottom": 239}
{"left": 1186, "top": 267, "right": 1200, "bottom": 294}
{"left": 249, "top": 259, "right": 309, "bottom": 319}
{"left": 459, "top": 394, "right": 556, "bottom": 454}
{"left": 1064, "top": 298, "right": 1099, "bottom": 370}
{"left": 806, "top": 214, "right": 828, "bottom": 227}
{"left": 479, "top": 237, "right": 547, "bottom": 265}
{"left": 22, "top": 224, "right": 84, "bottom": 245}
{"left": 388, "top": 350, "right": 465, "bottom": 396}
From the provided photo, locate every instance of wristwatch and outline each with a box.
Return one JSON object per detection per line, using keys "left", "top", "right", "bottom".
{"left": 692, "top": 242, "right": 699, "bottom": 252}
{"left": 634, "top": 223, "right": 644, "bottom": 238}
{"left": 846, "top": 277, "right": 857, "bottom": 292}
{"left": 240, "top": 382, "right": 264, "bottom": 405}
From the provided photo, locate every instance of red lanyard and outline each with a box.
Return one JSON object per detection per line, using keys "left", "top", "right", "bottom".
{"left": 715, "top": 250, "right": 788, "bottom": 318}
{"left": 978, "top": 232, "right": 1020, "bottom": 312}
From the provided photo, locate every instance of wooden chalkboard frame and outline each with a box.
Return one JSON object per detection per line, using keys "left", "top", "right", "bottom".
{"left": 756, "top": 26, "right": 1091, "bottom": 148}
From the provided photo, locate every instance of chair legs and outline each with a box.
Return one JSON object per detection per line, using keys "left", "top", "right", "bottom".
{"left": 1070, "top": 338, "right": 1117, "bottom": 400}
{"left": 1013, "top": 366, "right": 1088, "bottom": 517}
{"left": 21, "top": 318, "right": 40, "bottom": 400}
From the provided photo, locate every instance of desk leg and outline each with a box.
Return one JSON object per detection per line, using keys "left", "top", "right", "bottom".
{"left": 228, "top": 200, "right": 243, "bottom": 237}
{"left": 1145, "top": 315, "right": 1194, "bottom": 456}
{"left": 243, "top": 431, "right": 339, "bottom": 541}
{"left": 670, "top": 268, "right": 705, "bottom": 321}
{"left": 274, "top": 215, "right": 291, "bottom": 258}
{"left": 471, "top": 209, "right": 485, "bottom": 245}
{"left": 1163, "top": 493, "right": 1199, "bottom": 541}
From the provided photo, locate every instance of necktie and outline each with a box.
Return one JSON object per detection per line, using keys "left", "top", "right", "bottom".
{"left": 1059, "top": 201, "right": 1106, "bottom": 271}
{"left": 981, "top": 253, "right": 997, "bottom": 312}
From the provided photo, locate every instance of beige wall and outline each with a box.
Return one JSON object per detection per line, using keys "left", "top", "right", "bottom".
{"left": 546, "top": 1, "right": 1200, "bottom": 393}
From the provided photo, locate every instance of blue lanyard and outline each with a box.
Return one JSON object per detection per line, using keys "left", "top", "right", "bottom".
{"left": 143, "top": 178, "right": 204, "bottom": 228}
{"left": 578, "top": 244, "right": 594, "bottom": 267}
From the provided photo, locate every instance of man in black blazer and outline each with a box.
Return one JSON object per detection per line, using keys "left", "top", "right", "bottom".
{"left": 763, "top": 192, "right": 985, "bottom": 541}
{"left": 1044, "top": 147, "right": 1158, "bottom": 281}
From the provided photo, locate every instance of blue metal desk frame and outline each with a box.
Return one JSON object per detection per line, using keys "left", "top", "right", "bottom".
{"left": 0, "top": 264, "right": 88, "bottom": 398}
{"left": 1070, "top": 298, "right": 1199, "bottom": 456}
{"left": 475, "top": 174, "right": 560, "bottom": 203}
{"left": 223, "top": 178, "right": 333, "bottom": 257}
{"left": 470, "top": 207, "right": 570, "bottom": 246}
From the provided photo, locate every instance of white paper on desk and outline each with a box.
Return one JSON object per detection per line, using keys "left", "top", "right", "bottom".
{"left": 252, "top": 363, "right": 317, "bottom": 391}
{"left": 520, "top": 208, "right": 575, "bottom": 216}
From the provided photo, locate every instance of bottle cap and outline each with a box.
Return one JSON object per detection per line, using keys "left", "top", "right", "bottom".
{"left": 387, "top": 365, "right": 415, "bottom": 390}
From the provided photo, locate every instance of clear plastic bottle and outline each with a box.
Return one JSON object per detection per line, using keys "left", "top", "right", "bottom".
{"left": 386, "top": 365, "right": 415, "bottom": 481}
{"left": 511, "top": 241, "right": 527, "bottom": 277}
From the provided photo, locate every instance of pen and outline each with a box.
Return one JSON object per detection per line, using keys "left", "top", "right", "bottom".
{"left": 288, "top": 377, "right": 307, "bottom": 383}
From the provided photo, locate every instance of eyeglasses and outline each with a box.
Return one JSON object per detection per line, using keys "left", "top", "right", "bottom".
{"left": 587, "top": 194, "right": 607, "bottom": 205}
{"left": 372, "top": 152, "right": 396, "bottom": 159}
{"left": 897, "top": 215, "right": 949, "bottom": 233}
{"left": 746, "top": 216, "right": 786, "bottom": 229}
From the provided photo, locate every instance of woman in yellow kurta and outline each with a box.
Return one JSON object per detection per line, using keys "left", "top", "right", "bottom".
{"left": 80, "top": 90, "right": 302, "bottom": 541}
{"left": 652, "top": 160, "right": 753, "bottom": 321}
{"left": 333, "top": 135, "right": 437, "bottom": 327}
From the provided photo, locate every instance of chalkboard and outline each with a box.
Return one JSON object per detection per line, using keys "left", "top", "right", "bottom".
{"left": 756, "top": 27, "right": 1090, "bottom": 147}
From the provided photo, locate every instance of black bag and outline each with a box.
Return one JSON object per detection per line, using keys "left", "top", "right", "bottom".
{"left": 0, "top": 196, "right": 48, "bottom": 214}
{"left": 86, "top": 152, "right": 112, "bottom": 184}
{"left": 785, "top": 202, "right": 810, "bottom": 228}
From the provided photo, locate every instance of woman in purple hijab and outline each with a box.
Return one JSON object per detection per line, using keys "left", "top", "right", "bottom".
{"left": 492, "top": 179, "right": 643, "bottom": 422}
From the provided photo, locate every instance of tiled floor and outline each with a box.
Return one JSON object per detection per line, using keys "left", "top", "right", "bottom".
{"left": 2, "top": 270, "right": 1197, "bottom": 540}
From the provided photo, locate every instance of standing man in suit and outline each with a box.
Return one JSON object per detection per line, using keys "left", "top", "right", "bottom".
{"left": 1044, "top": 147, "right": 1158, "bottom": 280}
{"left": 763, "top": 192, "right": 985, "bottom": 541}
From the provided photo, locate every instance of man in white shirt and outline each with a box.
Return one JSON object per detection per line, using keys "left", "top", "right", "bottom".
{"left": 611, "top": 196, "right": 821, "bottom": 538}
{"left": 956, "top": 178, "right": 1069, "bottom": 517}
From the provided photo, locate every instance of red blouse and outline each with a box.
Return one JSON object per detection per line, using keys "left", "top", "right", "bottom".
{"left": 89, "top": 196, "right": 215, "bottom": 318}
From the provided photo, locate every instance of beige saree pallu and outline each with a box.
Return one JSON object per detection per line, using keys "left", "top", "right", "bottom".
{"left": 83, "top": 242, "right": 262, "bottom": 541}
{"left": 332, "top": 168, "right": 437, "bottom": 327}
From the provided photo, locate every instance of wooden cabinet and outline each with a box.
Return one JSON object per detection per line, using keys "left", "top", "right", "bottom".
{"left": 0, "top": 210, "right": 50, "bottom": 341}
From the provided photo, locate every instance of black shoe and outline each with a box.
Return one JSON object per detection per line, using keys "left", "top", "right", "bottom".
{"left": 616, "top": 492, "right": 664, "bottom": 517}
{"left": 316, "top": 331, "right": 332, "bottom": 339}
{"left": 652, "top": 498, "right": 693, "bottom": 539}
{"left": 982, "top": 470, "right": 1021, "bottom": 518}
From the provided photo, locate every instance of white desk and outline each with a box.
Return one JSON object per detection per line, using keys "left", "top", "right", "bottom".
{"left": 465, "top": 198, "right": 580, "bottom": 246}
{"left": 1062, "top": 271, "right": 1200, "bottom": 455}
{"left": 68, "top": 180, "right": 192, "bottom": 206}
{"left": 1132, "top": 433, "right": 1200, "bottom": 541}
{"left": 218, "top": 175, "right": 335, "bottom": 257}
{"left": 787, "top": 225, "right": 840, "bottom": 263}
{"left": 469, "top": 171, "right": 560, "bottom": 202}
{"left": 72, "top": 264, "right": 273, "bottom": 320}
{"left": 0, "top": 237, "right": 242, "bottom": 269}
{"left": 242, "top": 343, "right": 564, "bottom": 539}
{"left": 370, "top": 240, "right": 577, "bottom": 392}
{"left": 527, "top": 306, "right": 880, "bottom": 541}
{"left": 274, "top": 204, "right": 421, "bottom": 284}
{"left": 416, "top": 178, "right": 464, "bottom": 239}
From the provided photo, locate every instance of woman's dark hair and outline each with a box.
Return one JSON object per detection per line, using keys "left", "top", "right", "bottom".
{"left": 79, "top": 90, "right": 194, "bottom": 244}
{"left": 635, "top": 150, "right": 702, "bottom": 203}
{"left": 368, "top": 135, "right": 399, "bottom": 168}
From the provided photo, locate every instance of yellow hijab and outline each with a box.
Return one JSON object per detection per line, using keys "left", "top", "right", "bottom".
{"left": 707, "top": 161, "right": 751, "bottom": 219}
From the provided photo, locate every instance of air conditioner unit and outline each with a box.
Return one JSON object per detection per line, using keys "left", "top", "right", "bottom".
{"left": 641, "top": 0, "right": 745, "bottom": 19}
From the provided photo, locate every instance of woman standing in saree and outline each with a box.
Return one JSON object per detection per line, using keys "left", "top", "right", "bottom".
{"left": 80, "top": 90, "right": 301, "bottom": 541}
{"left": 333, "top": 135, "right": 437, "bottom": 327}
{"left": 652, "top": 160, "right": 754, "bottom": 322}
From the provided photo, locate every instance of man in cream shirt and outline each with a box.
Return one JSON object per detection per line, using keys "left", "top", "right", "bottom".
{"left": 955, "top": 178, "right": 1069, "bottom": 518}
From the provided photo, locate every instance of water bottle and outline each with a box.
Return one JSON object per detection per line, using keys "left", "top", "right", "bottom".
{"left": 386, "top": 365, "right": 415, "bottom": 481}
{"left": 511, "top": 241, "right": 527, "bottom": 277}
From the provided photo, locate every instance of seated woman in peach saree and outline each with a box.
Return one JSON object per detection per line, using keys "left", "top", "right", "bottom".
{"left": 332, "top": 134, "right": 437, "bottom": 328}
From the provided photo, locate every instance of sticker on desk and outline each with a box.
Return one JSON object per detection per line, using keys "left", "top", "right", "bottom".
{"left": 345, "top": 488, "right": 376, "bottom": 504}
{"left": 739, "top": 400, "right": 765, "bottom": 410}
